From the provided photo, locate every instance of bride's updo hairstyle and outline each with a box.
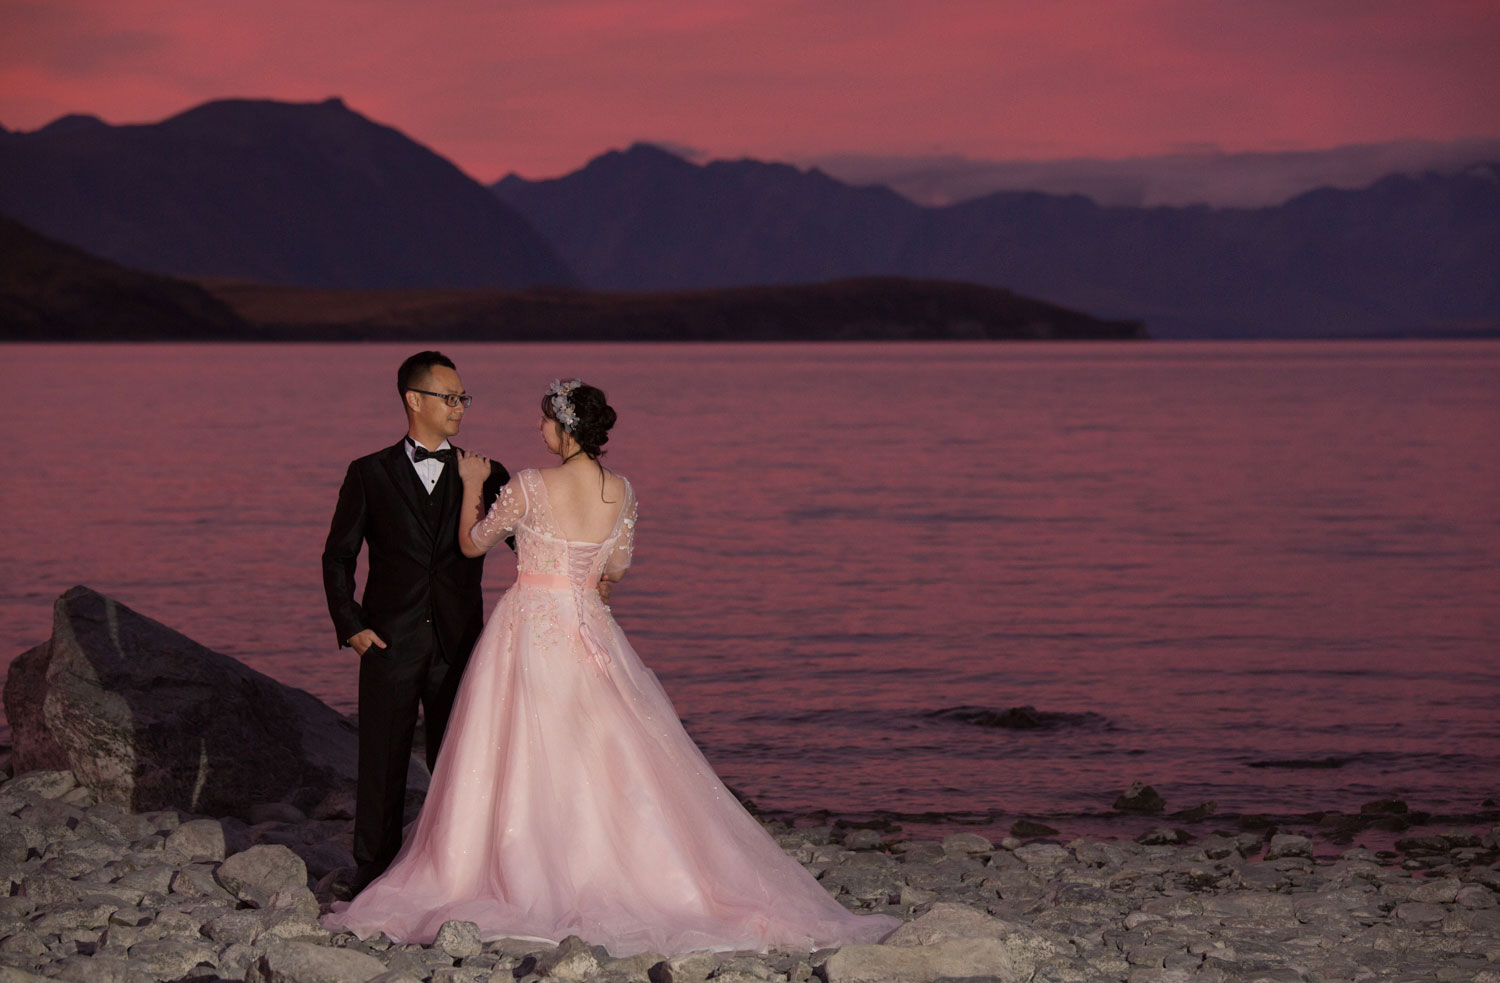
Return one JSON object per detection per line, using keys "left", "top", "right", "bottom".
{"left": 542, "top": 380, "right": 617, "bottom": 459}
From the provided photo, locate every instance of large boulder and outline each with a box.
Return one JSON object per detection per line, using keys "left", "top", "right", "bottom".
{"left": 4, "top": 585, "right": 425, "bottom": 818}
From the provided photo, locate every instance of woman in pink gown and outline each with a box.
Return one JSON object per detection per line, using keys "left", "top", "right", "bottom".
{"left": 322, "top": 380, "right": 899, "bottom": 955}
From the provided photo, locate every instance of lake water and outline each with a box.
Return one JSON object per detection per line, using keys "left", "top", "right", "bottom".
{"left": 2, "top": 341, "right": 1497, "bottom": 846}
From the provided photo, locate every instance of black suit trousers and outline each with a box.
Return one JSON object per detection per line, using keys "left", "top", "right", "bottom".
{"left": 353, "top": 625, "right": 466, "bottom": 872}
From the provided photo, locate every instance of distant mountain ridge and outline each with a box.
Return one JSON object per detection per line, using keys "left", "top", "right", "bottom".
{"left": 800, "top": 138, "right": 1500, "bottom": 208}
{"left": 0, "top": 209, "right": 1144, "bottom": 342}
{"left": 0, "top": 214, "right": 248, "bottom": 339}
{"left": 4, "top": 98, "right": 1493, "bottom": 338}
{"left": 0, "top": 98, "right": 573, "bottom": 290}
{"left": 495, "top": 145, "right": 1500, "bottom": 338}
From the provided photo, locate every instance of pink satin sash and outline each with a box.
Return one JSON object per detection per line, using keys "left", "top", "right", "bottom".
{"left": 514, "top": 572, "right": 572, "bottom": 590}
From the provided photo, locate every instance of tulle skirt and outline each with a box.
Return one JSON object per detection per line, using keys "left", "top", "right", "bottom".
{"left": 321, "top": 583, "right": 899, "bottom": 955}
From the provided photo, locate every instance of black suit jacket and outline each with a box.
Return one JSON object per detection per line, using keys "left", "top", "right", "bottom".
{"left": 322, "top": 440, "right": 509, "bottom": 658}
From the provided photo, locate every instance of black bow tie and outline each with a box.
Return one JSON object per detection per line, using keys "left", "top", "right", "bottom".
{"left": 412, "top": 446, "right": 454, "bottom": 465}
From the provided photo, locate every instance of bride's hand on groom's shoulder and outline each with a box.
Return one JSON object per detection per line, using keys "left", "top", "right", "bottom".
{"left": 457, "top": 449, "right": 490, "bottom": 483}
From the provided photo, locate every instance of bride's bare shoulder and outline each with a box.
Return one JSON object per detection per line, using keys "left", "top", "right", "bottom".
{"left": 602, "top": 468, "right": 629, "bottom": 498}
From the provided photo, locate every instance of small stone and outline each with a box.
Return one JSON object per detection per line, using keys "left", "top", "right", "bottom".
{"left": 1264, "top": 833, "right": 1312, "bottom": 859}
{"left": 524, "top": 935, "right": 599, "bottom": 981}
{"left": 1012, "top": 842, "right": 1070, "bottom": 865}
{"left": 1409, "top": 876, "right": 1462, "bottom": 904}
{"left": 940, "top": 832, "right": 993, "bottom": 855}
{"left": 648, "top": 949, "right": 718, "bottom": 982}
{"left": 434, "top": 919, "right": 483, "bottom": 959}
{"left": 126, "top": 938, "right": 218, "bottom": 978}
{"left": 842, "top": 829, "right": 884, "bottom": 850}
{"left": 164, "top": 819, "right": 226, "bottom": 862}
{"left": 1393, "top": 902, "right": 1447, "bottom": 924}
{"left": 893, "top": 841, "right": 946, "bottom": 863}
{"left": 4, "top": 771, "right": 79, "bottom": 800}
{"left": 1457, "top": 885, "right": 1497, "bottom": 908}
{"left": 245, "top": 939, "right": 388, "bottom": 983}
{"left": 204, "top": 909, "right": 265, "bottom": 945}
{"left": 215, "top": 843, "right": 308, "bottom": 907}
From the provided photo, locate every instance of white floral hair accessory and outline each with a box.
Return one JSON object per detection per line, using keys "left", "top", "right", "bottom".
{"left": 546, "top": 378, "right": 583, "bottom": 433}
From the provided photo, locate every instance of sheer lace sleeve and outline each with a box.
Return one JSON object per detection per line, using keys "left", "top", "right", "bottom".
{"left": 471, "top": 475, "right": 527, "bottom": 554}
{"left": 604, "top": 489, "right": 638, "bottom": 578}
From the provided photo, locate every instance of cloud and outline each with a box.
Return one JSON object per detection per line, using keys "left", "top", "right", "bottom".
{"left": 1, "top": 0, "right": 1496, "bottom": 179}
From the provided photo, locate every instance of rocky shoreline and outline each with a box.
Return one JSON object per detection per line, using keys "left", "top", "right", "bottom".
{"left": 1, "top": 766, "right": 1496, "bottom": 983}
{"left": 3, "top": 589, "right": 1497, "bottom": 981}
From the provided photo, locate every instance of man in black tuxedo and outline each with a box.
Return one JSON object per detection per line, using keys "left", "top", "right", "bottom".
{"left": 322, "top": 351, "right": 508, "bottom": 891}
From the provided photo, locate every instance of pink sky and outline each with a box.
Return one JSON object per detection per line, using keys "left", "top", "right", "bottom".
{"left": 2, "top": 0, "right": 1497, "bottom": 181}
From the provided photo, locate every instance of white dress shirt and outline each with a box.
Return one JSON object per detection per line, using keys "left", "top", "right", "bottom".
{"left": 404, "top": 437, "right": 452, "bottom": 494}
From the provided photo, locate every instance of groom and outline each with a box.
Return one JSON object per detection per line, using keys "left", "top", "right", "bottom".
{"left": 322, "top": 350, "right": 508, "bottom": 891}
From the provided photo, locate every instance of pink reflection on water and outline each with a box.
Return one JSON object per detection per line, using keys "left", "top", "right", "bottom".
{"left": 2, "top": 341, "right": 1497, "bottom": 845}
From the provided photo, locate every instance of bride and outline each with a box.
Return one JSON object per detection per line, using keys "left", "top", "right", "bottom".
{"left": 321, "top": 379, "right": 899, "bottom": 955}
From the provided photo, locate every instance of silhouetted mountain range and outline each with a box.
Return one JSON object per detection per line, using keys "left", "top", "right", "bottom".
{"left": 4, "top": 98, "right": 1494, "bottom": 338}
{"left": 0, "top": 98, "right": 572, "bottom": 290}
{"left": 496, "top": 144, "right": 1500, "bottom": 338}
{"left": 800, "top": 138, "right": 1500, "bottom": 208}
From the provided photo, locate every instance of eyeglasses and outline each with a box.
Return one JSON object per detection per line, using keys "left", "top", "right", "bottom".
{"left": 407, "top": 388, "right": 472, "bottom": 408}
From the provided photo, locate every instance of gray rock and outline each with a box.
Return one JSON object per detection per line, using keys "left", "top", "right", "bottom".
{"left": 0, "top": 966, "right": 53, "bottom": 983}
{"left": 820, "top": 936, "right": 1039, "bottom": 983}
{"left": 1457, "top": 884, "right": 1497, "bottom": 908}
{"left": 246, "top": 939, "right": 388, "bottom": 983}
{"left": 841, "top": 829, "right": 884, "bottom": 851}
{"left": 894, "top": 841, "right": 946, "bottom": 864}
{"left": 883, "top": 902, "right": 1062, "bottom": 980}
{"left": 255, "top": 905, "right": 329, "bottom": 944}
{"left": 529, "top": 935, "right": 600, "bottom": 980}
{"left": 217, "top": 843, "right": 309, "bottom": 907}
{"left": 205, "top": 909, "right": 267, "bottom": 945}
{"left": 4, "top": 771, "right": 78, "bottom": 800}
{"left": 941, "top": 832, "right": 993, "bottom": 855}
{"left": 819, "top": 865, "right": 900, "bottom": 902}
{"left": 592, "top": 950, "right": 662, "bottom": 982}
{"left": 382, "top": 949, "right": 452, "bottom": 976}
{"left": 1264, "top": 833, "right": 1312, "bottom": 859}
{"left": 46, "top": 953, "right": 140, "bottom": 983}
{"left": 26, "top": 897, "right": 119, "bottom": 933}
{"left": 2, "top": 586, "right": 427, "bottom": 819}
{"left": 217, "top": 942, "right": 263, "bottom": 981}
{"left": 648, "top": 949, "right": 718, "bottom": 982}
{"left": 1012, "top": 842, "right": 1070, "bottom": 865}
{"left": 1409, "top": 875, "right": 1462, "bottom": 904}
{"left": 172, "top": 862, "right": 239, "bottom": 902}
{"left": 164, "top": 819, "right": 227, "bottom": 862}
{"left": 0, "top": 930, "right": 48, "bottom": 958}
{"left": 1393, "top": 901, "right": 1448, "bottom": 925}
{"left": 126, "top": 937, "right": 218, "bottom": 978}
{"left": 113, "top": 865, "right": 174, "bottom": 895}
{"left": 433, "top": 920, "right": 483, "bottom": 959}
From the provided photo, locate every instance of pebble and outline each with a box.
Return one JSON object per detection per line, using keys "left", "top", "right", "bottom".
{"left": 0, "top": 768, "right": 1497, "bottom": 983}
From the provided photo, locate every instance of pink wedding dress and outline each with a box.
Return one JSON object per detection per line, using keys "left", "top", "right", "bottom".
{"left": 322, "top": 469, "right": 899, "bottom": 955}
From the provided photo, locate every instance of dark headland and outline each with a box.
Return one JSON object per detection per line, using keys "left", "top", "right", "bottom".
{"left": 0, "top": 214, "right": 1146, "bottom": 342}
